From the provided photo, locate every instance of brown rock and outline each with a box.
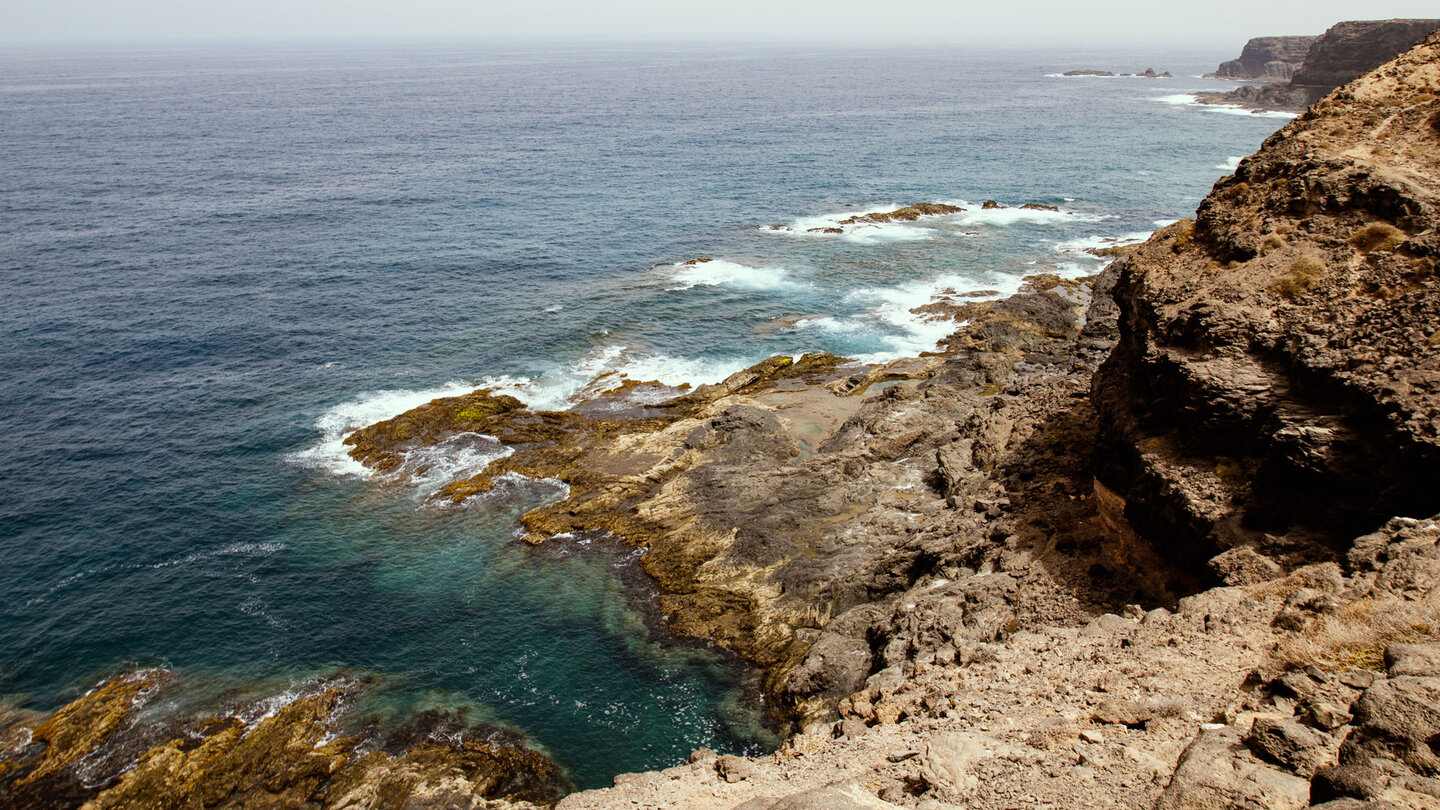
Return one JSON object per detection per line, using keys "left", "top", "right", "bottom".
{"left": 717, "top": 754, "right": 755, "bottom": 783}
{"left": 1246, "top": 717, "right": 1334, "bottom": 777}
{"left": 1092, "top": 698, "right": 1156, "bottom": 728}
{"left": 1156, "top": 726, "right": 1311, "bottom": 810}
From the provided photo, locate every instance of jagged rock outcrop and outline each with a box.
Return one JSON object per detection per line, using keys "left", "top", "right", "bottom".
{"left": 1201, "top": 19, "right": 1440, "bottom": 112}
{"left": 1094, "top": 32, "right": 1440, "bottom": 582}
{"left": 1211, "top": 36, "right": 1318, "bottom": 81}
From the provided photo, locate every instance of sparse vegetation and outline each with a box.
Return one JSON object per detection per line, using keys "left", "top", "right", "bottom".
{"left": 1349, "top": 222, "right": 1406, "bottom": 253}
{"left": 1268, "top": 256, "right": 1326, "bottom": 299}
{"left": 1171, "top": 223, "right": 1194, "bottom": 254}
{"left": 1276, "top": 596, "right": 1440, "bottom": 671}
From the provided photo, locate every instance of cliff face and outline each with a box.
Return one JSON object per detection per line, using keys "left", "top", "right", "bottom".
{"left": 1212, "top": 36, "right": 1317, "bottom": 81}
{"left": 1202, "top": 19, "right": 1440, "bottom": 112}
{"left": 1094, "top": 32, "right": 1440, "bottom": 580}
{"left": 1292, "top": 19, "right": 1440, "bottom": 88}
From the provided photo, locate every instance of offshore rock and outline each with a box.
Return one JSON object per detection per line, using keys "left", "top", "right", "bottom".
{"left": 1093, "top": 31, "right": 1440, "bottom": 579}
{"left": 839, "top": 202, "right": 964, "bottom": 224}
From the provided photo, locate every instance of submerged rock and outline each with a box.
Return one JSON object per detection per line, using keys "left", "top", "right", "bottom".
{"left": 838, "top": 202, "right": 964, "bottom": 225}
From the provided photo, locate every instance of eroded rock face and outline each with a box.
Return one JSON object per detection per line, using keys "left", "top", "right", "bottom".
{"left": 0, "top": 671, "right": 567, "bottom": 809}
{"left": 1212, "top": 36, "right": 1318, "bottom": 82}
{"left": 1093, "top": 32, "right": 1440, "bottom": 580}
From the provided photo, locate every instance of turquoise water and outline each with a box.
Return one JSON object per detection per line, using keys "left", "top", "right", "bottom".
{"left": 0, "top": 42, "right": 1289, "bottom": 787}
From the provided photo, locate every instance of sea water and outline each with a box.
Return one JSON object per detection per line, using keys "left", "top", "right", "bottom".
{"left": 0, "top": 41, "right": 1288, "bottom": 787}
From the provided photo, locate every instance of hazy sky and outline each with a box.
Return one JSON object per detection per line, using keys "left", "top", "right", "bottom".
{"left": 4, "top": 0, "right": 1439, "bottom": 46}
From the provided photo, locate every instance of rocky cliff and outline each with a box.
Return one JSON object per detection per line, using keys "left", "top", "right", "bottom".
{"left": 1292, "top": 19, "right": 1440, "bottom": 88}
{"left": 1211, "top": 36, "right": 1317, "bottom": 81}
{"left": 1094, "top": 30, "right": 1440, "bottom": 581}
{"left": 1201, "top": 19, "right": 1440, "bottom": 112}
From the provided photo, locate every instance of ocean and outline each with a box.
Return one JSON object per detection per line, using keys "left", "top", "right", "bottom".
{"left": 0, "top": 40, "right": 1289, "bottom": 787}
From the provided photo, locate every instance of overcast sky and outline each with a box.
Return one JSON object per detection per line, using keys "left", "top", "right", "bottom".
{"left": 4, "top": 0, "right": 1439, "bottom": 46}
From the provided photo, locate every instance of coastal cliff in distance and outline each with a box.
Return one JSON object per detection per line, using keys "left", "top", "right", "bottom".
{"left": 1202, "top": 18, "right": 1440, "bottom": 112}
{"left": 1209, "top": 36, "right": 1317, "bottom": 81}
{"left": 3, "top": 29, "right": 1439, "bottom": 810}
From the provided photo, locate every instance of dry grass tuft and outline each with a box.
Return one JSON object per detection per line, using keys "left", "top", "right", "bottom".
{"left": 1349, "top": 222, "right": 1407, "bottom": 253}
{"left": 1276, "top": 596, "right": 1440, "bottom": 671}
{"left": 1269, "top": 256, "right": 1326, "bottom": 300}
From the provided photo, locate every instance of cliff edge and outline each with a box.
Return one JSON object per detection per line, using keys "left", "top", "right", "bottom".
{"left": 1095, "top": 31, "right": 1440, "bottom": 579}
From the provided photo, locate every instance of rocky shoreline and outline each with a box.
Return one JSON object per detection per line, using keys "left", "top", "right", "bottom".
{"left": 4, "top": 30, "right": 1439, "bottom": 810}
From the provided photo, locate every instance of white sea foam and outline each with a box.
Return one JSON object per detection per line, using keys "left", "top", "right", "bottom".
{"left": 1216, "top": 155, "right": 1244, "bottom": 171}
{"left": 664, "top": 259, "right": 799, "bottom": 291}
{"left": 1155, "top": 93, "right": 1298, "bottom": 120}
{"left": 288, "top": 381, "right": 480, "bottom": 478}
{"left": 478, "top": 345, "right": 752, "bottom": 411}
{"left": 759, "top": 204, "right": 950, "bottom": 243}
{"left": 955, "top": 204, "right": 1101, "bottom": 227}
{"left": 402, "top": 433, "right": 514, "bottom": 499}
{"left": 761, "top": 200, "right": 1098, "bottom": 243}
{"left": 829, "top": 271, "right": 1034, "bottom": 364}
{"left": 1053, "top": 231, "right": 1154, "bottom": 259}
{"left": 293, "top": 345, "right": 756, "bottom": 490}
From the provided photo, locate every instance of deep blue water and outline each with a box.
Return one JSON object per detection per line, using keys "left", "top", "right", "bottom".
{"left": 0, "top": 41, "right": 1289, "bottom": 787}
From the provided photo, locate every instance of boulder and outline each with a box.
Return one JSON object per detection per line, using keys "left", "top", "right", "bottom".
{"left": 1156, "top": 726, "right": 1311, "bottom": 810}
{"left": 1385, "top": 643, "right": 1440, "bottom": 677}
{"left": 1246, "top": 717, "right": 1335, "bottom": 777}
